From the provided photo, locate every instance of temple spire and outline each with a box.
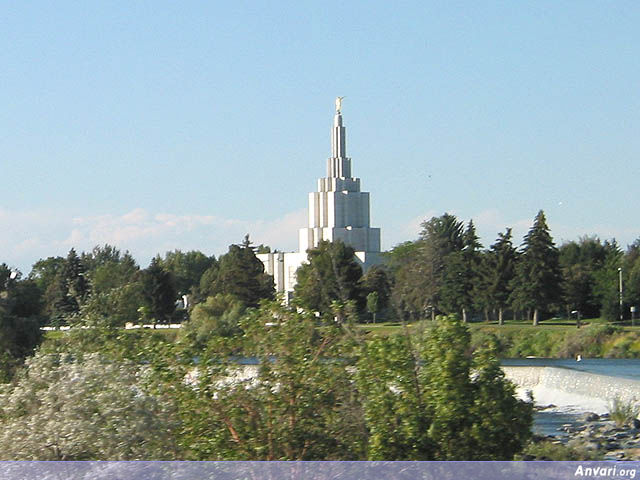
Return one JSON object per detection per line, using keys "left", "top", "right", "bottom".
{"left": 331, "top": 96, "right": 347, "bottom": 159}
{"left": 328, "top": 97, "right": 350, "bottom": 177}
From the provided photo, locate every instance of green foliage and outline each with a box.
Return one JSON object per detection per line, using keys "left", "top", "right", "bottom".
{"left": 382, "top": 241, "right": 421, "bottom": 274}
{"left": 359, "top": 266, "right": 391, "bottom": 316}
{"left": 391, "top": 214, "right": 463, "bottom": 321}
{"left": 625, "top": 239, "right": 640, "bottom": 310}
{"left": 420, "top": 213, "right": 464, "bottom": 254}
{"left": 7, "top": 278, "right": 43, "bottom": 319}
{"left": 0, "top": 268, "right": 44, "bottom": 380}
{"left": 157, "top": 250, "right": 215, "bottom": 296}
{"left": 180, "top": 294, "right": 245, "bottom": 346}
{"left": 0, "top": 311, "right": 42, "bottom": 381}
{"left": 356, "top": 315, "right": 532, "bottom": 460}
{"left": 439, "top": 221, "right": 482, "bottom": 322}
{"left": 39, "top": 327, "right": 177, "bottom": 363}
{"left": 23, "top": 257, "right": 64, "bottom": 322}
{"left": 176, "top": 301, "right": 365, "bottom": 460}
{"left": 366, "top": 292, "right": 379, "bottom": 323}
{"left": 468, "top": 324, "right": 633, "bottom": 359}
{"left": 391, "top": 214, "right": 480, "bottom": 322}
{"left": 294, "top": 240, "right": 364, "bottom": 315}
{"left": 355, "top": 334, "right": 431, "bottom": 459}
{"left": 206, "top": 238, "right": 274, "bottom": 308}
{"left": 140, "top": 257, "right": 177, "bottom": 324}
{"left": 608, "top": 396, "right": 640, "bottom": 427}
{"left": 77, "top": 282, "right": 145, "bottom": 328}
{"left": 88, "top": 255, "right": 139, "bottom": 295}
{"left": 42, "top": 249, "right": 91, "bottom": 323}
{"left": 593, "top": 242, "right": 624, "bottom": 321}
{"left": 559, "top": 236, "right": 610, "bottom": 319}
{"left": 477, "top": 228, "right": 517, "bottom": 324}
{"left": 511, "top": 211, "right": 562, "bottom": 325}
{"left": 519, "top": 439, "right": 602, "bottom": 461}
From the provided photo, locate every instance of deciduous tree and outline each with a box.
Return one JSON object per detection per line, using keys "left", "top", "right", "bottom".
{"left": 0, "top": 352, "right": 179, "bottom": 460}
{"left": 355, "top": 315, "right": 532, "bottom": 460}
{"left": 294, "top": 240, "right": 364, "bottom": 315}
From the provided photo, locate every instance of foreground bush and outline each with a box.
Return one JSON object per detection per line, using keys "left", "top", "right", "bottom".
{"left": 0, "top": 304, "right": 533, "bottom": 460}
{"left": 0, "top": 352, "right": 179, "bottom": 460}
{"left": 356, "top": 315, "right": 533, "bottom": 460}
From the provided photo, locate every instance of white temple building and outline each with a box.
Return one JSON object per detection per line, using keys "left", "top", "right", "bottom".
{"left": 258, "top": 98, "right": 382, "bottom": 301}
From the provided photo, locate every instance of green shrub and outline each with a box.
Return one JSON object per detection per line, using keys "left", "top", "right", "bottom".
{"left": 608, "top": 396, "right": 640, "bottom": 427}
{"left": 518, "top": 440, "right": 602, "bottom": 461}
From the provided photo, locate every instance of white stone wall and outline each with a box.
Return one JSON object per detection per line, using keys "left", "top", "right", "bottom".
{"left": 257, "top": 251, "right": 308, "bottom": 300}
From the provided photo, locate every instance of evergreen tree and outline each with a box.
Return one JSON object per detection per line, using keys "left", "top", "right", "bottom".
{"left": 211, "top": 237, "right": 274, "bottom": 308}
{"left": 141, "top": 257, "right": 177, "bottom": 325}
{"left": 511, "top": 211, "right": 562, "bottom": 326}
{"left": 64, "top": 248, "right": 90, "bottom": 304}
{"left": 479, "top": 228, "right": 517, "bottom": 325}
{"left": 419, "top": 213, "right": 464, "bottom": 255}
{"left": 440, "top": 221, "right": 482, "bottom": 322}
{"left": 44, "top": 249, "right": 90, "bottom": 322}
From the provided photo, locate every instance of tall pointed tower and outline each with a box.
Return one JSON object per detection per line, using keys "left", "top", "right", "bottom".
{"left": 299, "top": 98, "right": 381, "bottom": 263}
{"left": 258, "top": 98, "right": 382, "bottom": 300}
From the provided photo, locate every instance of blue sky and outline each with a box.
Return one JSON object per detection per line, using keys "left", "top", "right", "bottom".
{"left": 2, "top": 1, "right": 639, "bottom": 272}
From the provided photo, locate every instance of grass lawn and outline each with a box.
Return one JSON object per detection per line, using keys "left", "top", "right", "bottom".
{"left": 356, "top": 317, "right": 640, "bottom": 337}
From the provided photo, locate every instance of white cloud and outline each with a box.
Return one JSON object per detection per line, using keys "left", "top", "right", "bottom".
{"left": 2, "top": 205, "right": 635, "bottom": 274}
{"left": 0, "top": 207, "right": 308, "bottom": 273}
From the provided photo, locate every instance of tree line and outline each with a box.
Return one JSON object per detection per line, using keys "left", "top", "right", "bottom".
{"left": 0, "top": 235, "right": 273, "bottom": 379}
{"left": 386, "top": 209, "right": 639, "bottom": 326}
{"left": 293, "top": 209, "right": 639, "bottom": 327}
{"left": 2, "top": 209, "right": 638, "bottom": 378}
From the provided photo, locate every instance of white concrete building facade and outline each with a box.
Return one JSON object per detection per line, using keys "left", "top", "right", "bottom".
{"left": 258, "top": 99, "right": 382, "bottom": 300}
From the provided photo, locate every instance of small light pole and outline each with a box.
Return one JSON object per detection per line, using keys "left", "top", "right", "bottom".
{"left": 631, "top": 306, "right": 636, "bottom": 328}
{"left": 618, "top": 267, "right": 623, "bottom": 322}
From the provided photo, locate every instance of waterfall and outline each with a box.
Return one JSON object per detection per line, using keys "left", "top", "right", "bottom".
{"left": 503, "top": 366, "right": 640, "bottom": 414}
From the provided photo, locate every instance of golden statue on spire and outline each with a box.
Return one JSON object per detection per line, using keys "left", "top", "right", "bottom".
{"left": 335, "top": 96, "right": 345, "bottom": 114}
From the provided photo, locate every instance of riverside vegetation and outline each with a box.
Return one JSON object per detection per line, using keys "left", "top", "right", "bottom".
{"left": 0, "top": 309, "right": 533, "bottom": 460}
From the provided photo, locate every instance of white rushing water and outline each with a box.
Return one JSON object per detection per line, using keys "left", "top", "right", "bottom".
{"left": 503, "top": 366, "right": 640, "bottom": 414}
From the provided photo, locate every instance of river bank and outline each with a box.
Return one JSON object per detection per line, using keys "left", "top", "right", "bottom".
{"left": 523, "top": 412, "right": 640, "bottom": 461}
{"left": 471, "top": 323, "right": 640, "bottom": 359}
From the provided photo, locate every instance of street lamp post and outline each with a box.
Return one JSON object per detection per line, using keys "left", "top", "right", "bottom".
{"left": 618, "top": 267, "right": 623, "bottom": 322}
